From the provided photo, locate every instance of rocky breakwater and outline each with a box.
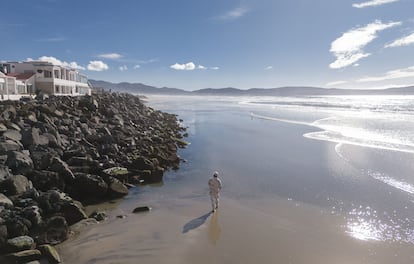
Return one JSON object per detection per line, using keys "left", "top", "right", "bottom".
{"left": 0, "top": 92, "right": 187, "bottom": 263}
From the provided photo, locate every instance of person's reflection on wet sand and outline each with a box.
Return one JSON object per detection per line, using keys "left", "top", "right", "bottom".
{"left": 208, "top": 211, "right": 221, "bottom": 245}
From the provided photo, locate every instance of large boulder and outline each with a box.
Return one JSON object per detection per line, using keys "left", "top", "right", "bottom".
{"left": 6, "top": 235, "right": 35, "bottom": 252}
{"left": 48, "top": 157, "right": 75, "bottom": 183}
{"left": 6, "top": 216, "right": 30, "bottom": 238}
{"left": 102, "top": 167, "right": 129, "bottom": 183}
{"left": 3, "top": 129, "right": 22, "bottom": 142}
{"left": 21, "top": 206, "right": 42, "bottom": 227}
{"left": 0, "top": 140, "right": 22, "bottom": 155}
{"left": 106, "top": 177, "right": 129, "bottom": 198}
{"left": 21, "top": 127, "right": 41, "bottom": 147}
{"left": 28, "top": 171, "right": 65, "bottom": 192}
{"left": 73, "top": 173, "right": 108, "bottom": 200}
{"left": 2, "top": 249, "right": 42, "bottom": 263}
{"left": 1, "top": 175, "right": 33, "bottom": 196}
{"left": 38, "top": 244, "right": 61, "bottom": 264}
{"left": 0, "top": 194, "right": 13, "bottom": 207}
{"left": 139, "top": 167, "right": 165, "bottom": 183}
{"left": 38, "top": 216, "right": 69, "bottom": 245}
{"left": 61, "top": 202, "right": 87, "bottom": 226}
{"left": 36, "top": 190, "right": 70, "bottom": 215}
{"left": 6, "top": 151, "right": 34, "bottom": 175}
{"left": 131, "top": 156, "right": 154, "bottom": 171}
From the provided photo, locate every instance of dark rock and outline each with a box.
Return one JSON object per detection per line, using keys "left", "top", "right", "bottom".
{"left": 61, "top": 202, "right": 87, "bottom": 225}
{"left": 30, "top": 149, "right": 54, "bottom": 170}
{"left": 6, "top": 151, "right": 34, "bottom": 175}
{"left": 0, "top": 140, "right": 22, "bottom": 155}
{"left": 1, "top": 175, "right": 33, "bottom": 196}
{"left": 132, "top": 206, "right": 151, "bottom": 213}
{"left": 0, "top": 165, "right": 11, "bottom": 182}
{"left": 44, "top": 133, "right": 60, "bottom": 148}
{"left": 28, "top": 171, "right": 64, "bottom": 192}
{"left": 0, "top": 194, "right": 13, "bottom": 206}
{"left": 131, "top": 156, "right": 154, "bottom": 171}
{"left": 6, "top": 217, "right": 29, "bottom": 237}
{"left": 116, "top": 215, "right": 127, "bottom": 219}
{"left": 73, "top": 173, "right": 108, "bottom": 200}
{"left": 36, "top": 190, "right": 67, "bottom": 215}
{"left": 4, "top": 249, "right": 42, "bottom": 263}
{"left": 19, "top": 188, "right": 40, "bottom": 201}
{"left": 14, "top": 198, "right": 36, "bottom": 208}
{"left": 67, "top": 156, "right": 97, "bottom": 167}
{"left": 6, "top": 235, "right": 35, "bottom": 252}
{"left": 22, "top": 206, "right": 42, "bottom": 227}
{"left": 40, "top": 216, "right": 68, "bottom": 245}
{"left": 0, "top": 224, "right": 7, "bottom": 250}
{"left": 37, "top": 244, "right": 61, "bottom": 264}
{"left": 139, "top": 167, "right": 164, "bottom": 183}
{"left": 89, "top": 211, "right": 107, "bottom": 222}
{"left": 0, "top": 123, "right": 7, "bottom": 132}
{"left": 106, "top": 177, "right": 128, "bottom": 198}
{"left": 3, "top": 129, "right": 22, "bottom": 142}
{"left": 21, "top": 127, "right": 41, "bottom": 147}
{"left": 48, "top": 157, "right": 75, "bottom": 183}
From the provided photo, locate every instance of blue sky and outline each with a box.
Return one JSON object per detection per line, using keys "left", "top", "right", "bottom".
{"left": 1, "top": 0, "right": 414, "bottom": 90}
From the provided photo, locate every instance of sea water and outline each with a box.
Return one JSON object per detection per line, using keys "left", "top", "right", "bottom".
{"left": 149, "top": 95, "right": 414, "bottom": 244}
{"left": 239, "top": 95, "right": 414, "bottom": 244}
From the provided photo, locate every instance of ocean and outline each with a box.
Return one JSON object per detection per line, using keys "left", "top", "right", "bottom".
{"left": 60, "top": 95, "right": 414, "bottom": 264}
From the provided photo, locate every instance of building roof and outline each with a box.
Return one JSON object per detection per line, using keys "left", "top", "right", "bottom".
{"left": 6, "top": 73, "right": 35, "bottom": 80}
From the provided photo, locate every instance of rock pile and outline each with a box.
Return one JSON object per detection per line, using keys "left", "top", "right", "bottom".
{"left": 0, "top": 92, "right": 187, "bottom": 263}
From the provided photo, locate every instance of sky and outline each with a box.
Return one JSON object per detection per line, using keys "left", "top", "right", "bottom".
{"left": 1, "top": 0, "right": 414, "bottom": 90}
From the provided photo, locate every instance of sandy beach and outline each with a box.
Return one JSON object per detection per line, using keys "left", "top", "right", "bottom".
{"left": 59, "top": 95, "right": 414, "bottom": 264}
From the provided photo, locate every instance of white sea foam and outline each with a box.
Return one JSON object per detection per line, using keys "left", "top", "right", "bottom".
{"left": 369, "top": 171, "right": 414, "bottom": 195}
{"left": 248, "top": 95, "right": 414, "bottom": 154}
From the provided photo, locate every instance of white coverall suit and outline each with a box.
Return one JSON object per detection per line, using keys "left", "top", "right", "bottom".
{"left": 208, "top": 175, "right": 222, "bottom": 211}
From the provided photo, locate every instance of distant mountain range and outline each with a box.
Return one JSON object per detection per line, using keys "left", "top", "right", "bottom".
{"left": 90, "top": 79, "right": 414, "bottom": 96}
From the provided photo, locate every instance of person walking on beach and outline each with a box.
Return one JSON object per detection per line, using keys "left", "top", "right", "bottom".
{"left": 208, "top": 171, "right": 222, "bottom": 212}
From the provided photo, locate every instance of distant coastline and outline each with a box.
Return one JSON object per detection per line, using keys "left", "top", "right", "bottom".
{"left": 90, "top": 79, "right": 414, "bottom": 96}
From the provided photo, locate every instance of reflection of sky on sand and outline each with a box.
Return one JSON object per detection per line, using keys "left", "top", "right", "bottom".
{"left": 345, "top": 206, "right": 414, "bottom": 243}
{"left": 208, "top": 212, "right": 221, "bottom": 245}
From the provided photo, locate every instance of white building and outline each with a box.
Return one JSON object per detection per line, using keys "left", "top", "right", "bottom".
{"left": 0, "top": 61, "right": 92, "bottom": 99}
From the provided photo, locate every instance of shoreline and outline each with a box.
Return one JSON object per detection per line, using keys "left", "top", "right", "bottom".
{"left": 0, "top": 91, "right": 187, "bottom": 263}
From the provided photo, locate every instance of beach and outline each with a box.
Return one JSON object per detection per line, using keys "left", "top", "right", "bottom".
{"left": 59, "top": 95, "right": 414, "bottom": 264}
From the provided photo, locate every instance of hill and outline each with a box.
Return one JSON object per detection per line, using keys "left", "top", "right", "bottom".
{"left": 90, "top": 80, "right": 414, "bottom": 96}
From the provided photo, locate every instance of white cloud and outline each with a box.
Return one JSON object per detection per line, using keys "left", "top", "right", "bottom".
{"left": 137, "top": 58, "right": 159, "bottom": 64}
{"left": 385, "top": 32, "right": 414, "bottom": 48}
{"left": 215, "top": 6, "right": 249, "bottom": 21}
{"left": 170, "top": 62, "right": 196, "bottom": 71}
{"left": 329, "top": 20, "right": 401, "bottom": 69}
{"left": 119, "top": 65, "right": 128, "bottom": 71}
{"left": 210, "top": 66, "right": 220, "bottom": 70}
{"left": 352, "top": 0, "right": 399, "bottom": 8}
{"left": 36, "top": 36, "right": 66, "bottom": 42}
{"left": 98, "top": 53, "right": 123, "bottom": 60}
{"left": 326, "top": 80, "right": 348, "bottom": 86}
{"left": 170, "top": 62, "right": 219, "bottom": 71}
{"left": 87, "top": 60, "right": 109, "bottom": 71}
{"left": 29, "top": 56, "right": 85, "bottom": 70}
{"left": 265, "top": 66, "right": 273, "bottom": 70}
{"left": 357, "top": 66, "right": 414, "bottom": 82}
{"left": 133, "top": 65, "right": 141, "bottom": 69}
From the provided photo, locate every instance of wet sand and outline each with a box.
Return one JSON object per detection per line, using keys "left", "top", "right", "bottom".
{"left": 59, "top": 96, "right": 414, "bottom": 263}
{"left": 59, "top": 196, "right": 413, "bottom": 264}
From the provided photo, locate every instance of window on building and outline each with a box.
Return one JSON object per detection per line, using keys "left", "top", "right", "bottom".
{"left": 44, "top": 71, "right": 52, "bottom": 78}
